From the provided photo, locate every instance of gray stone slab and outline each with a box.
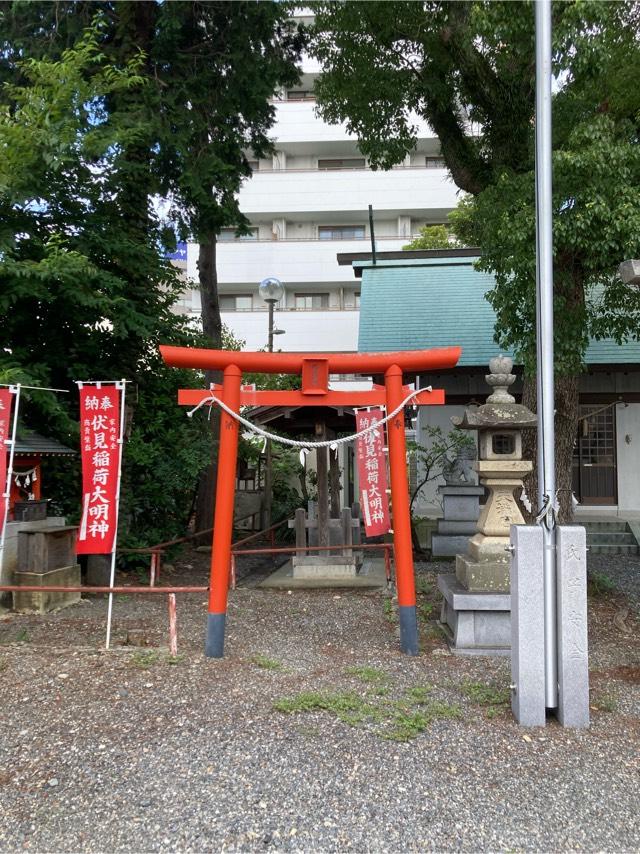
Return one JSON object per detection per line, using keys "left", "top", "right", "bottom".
{"left": 556, "top": 526, "right": 590, "bottom": 729}
{"left": 259, "top": 559, "right": 386, "bottom": 590}
{"left": 455, "top": 554, "right": 510, "bottom": 592}
{"left": 437, "top": 573, "right": 510, "bottom": 656}
{"left": 442, "top": 494, "right": 482, "bottom": 521}
{"left": 431, "top": 535, "right": 473, "bottom": 557}
{"left": 436, "top": 520, "right": 477, "bottom": 535}
{"left": 510, "top": 524, "right": 546, "bottom": 727}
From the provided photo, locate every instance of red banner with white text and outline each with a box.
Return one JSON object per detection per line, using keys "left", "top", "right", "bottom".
{"left": 355, "top": 408, "right": 391, "bottom": 537}
{"left": 0, "top": 389, "right": 15, "bottom": 528}
{"left": 77, "top": 385, "right": 122, "bottom": 555}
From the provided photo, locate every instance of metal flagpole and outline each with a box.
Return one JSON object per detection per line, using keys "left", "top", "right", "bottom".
{"left": 105, "top": 380, "right": 127, "bottom": 650}
{"left": 0, "top": 385, "right": 22, "bottom": 572}
{"left": 534, "top": 0, "right": 558, "bottom": 709}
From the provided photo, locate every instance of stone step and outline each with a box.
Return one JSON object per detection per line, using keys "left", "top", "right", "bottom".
{"left": 581, "top": 519, "right": 631, "bottom": 533}
{"left": 588, "top": 544, "right": 639, "bottom": 556}
{"left": 588, "top": 532, "right": 637, "bottom": 546}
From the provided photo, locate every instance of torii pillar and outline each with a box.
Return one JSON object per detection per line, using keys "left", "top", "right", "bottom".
{"left": 161, "top": 345, "right": 461, "bottom": 658}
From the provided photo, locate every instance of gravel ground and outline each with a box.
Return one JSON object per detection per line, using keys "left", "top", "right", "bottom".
{"left": 0, "top": 548, "right": 638, "bottom": 853}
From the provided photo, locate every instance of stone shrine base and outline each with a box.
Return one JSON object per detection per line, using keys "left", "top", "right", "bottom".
{"left": 292, "top": 555, "right": 357, "bottom": 579}
{"left": 13, "top": 564, "right": 81, "bottom": 614}
{"left": 437, "top": 573, "right": 510, "bottom": 656}
{"left": 260, "top": 558, "right": 386, "bottom": 590}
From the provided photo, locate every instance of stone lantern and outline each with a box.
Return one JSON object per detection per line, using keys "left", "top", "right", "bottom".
{"left": 438, "top": 355, "right": 536, "bottom": 654}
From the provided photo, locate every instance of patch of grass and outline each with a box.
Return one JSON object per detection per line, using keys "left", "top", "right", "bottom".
{"left": 593, "top": 692, "right": 617, "bottom": 713}
{"left": 405, "top": 684, "right": 433, "bottom": 705}
{"left": 418, "top": 602, "right": 434, "bottom": 622}
{"left": 130, "top": 650, "right": 160, "bottom": 669}
{"left": 15, "top": 628, "right": 29, "bottom": 643}
{"left": 345, "top": 665, "right": 388, "bottom": 684}
{"left": 415, "top": 577, "right": 433, "bottom": 595}
{"left": 252, "top": 654, "right": 283, "bottom": 671}
{"left": 587, "top": 571, "right": 617, "bottom": 597}
{"left": 274, "top": 684, "right": 463, "bottom": 741}
{"left": 461, "top": 680, "right": 510, "bottom": 718}
{"left": 383, "top": 598, "right": 396, "bottom": 624}
{"left": 166, "top": 655, "right": 184, "bottom": 666}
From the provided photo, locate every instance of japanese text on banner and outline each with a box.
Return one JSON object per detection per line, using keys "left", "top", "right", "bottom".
{"left": 355, "top": 408, "right": 390, "bottom": 537}
{"left": 77, "top": 386, "right": 121, "bottom": 555}
{"left": 0, "top": 389, "right": 14, "bottom": 528}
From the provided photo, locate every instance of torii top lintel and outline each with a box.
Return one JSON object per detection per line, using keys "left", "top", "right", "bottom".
{"left": 160, "top": 345, "right": 461, "bottom": 376}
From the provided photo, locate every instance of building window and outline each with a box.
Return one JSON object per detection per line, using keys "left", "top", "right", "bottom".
{"left": 219, "top": 227, "right": 259, "bottom": 242}
{"left": 246, "top": 160, "right": 259, "bottom": 171}
{"left": 286, "top": 90, "right": 315, "bottom": 101}
{"left": 425, "top": 156, "right": 446, "bottom": 168}
{"left": 220, "top": 295, "right": 253, "bottom": 312}
{"left": 318, "top": 225, "right": 365, "bottom": 241}
{"left": 354, "top": 292, "right": 361, "bottom": 308}
{"left": 317, "top": 158, "right": 366, "bottom": 170}
{"left": 294, "top": 293, "right": 330, "bottom": 310}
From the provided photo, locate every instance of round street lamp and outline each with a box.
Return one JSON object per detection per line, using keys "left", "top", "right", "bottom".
{"left": 259, "top": 277, "right": 285, "bottom": 353}
{"left": 258, "top": 277, "right": 285, "bottom": 530}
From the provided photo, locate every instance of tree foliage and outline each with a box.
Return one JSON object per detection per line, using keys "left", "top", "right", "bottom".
{"left": 403, "top": 225, "right": 458, "bottom": 251}
{"left": 310, "top": 1, "right": 640, "bottom": 518}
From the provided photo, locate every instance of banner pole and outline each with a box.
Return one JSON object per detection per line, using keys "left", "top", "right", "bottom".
{"left": 105, "top": 380, "right": 127, "bottom": 651}
{"left": 0, "top": 385, "right": 22, "bottom": 572}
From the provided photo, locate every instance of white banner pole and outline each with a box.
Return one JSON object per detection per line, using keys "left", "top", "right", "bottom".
{"left": 105, "top": 380, "right": 127, "bottom": 651}
{"left": 0, "top": 385, "right": 22, "bottom": 576}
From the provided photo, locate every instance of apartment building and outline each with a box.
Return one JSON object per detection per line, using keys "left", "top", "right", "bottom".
{"left": 178, "top": 54, "right": 460, "bottom": 355}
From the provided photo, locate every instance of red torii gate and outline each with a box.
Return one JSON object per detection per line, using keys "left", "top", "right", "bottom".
{"left": 160, "top": 345, "right": 461, "bottom": 658}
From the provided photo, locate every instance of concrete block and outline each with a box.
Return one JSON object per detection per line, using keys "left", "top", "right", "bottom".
{"left": 510, "top": 525, "right": 546, "bottom": 727}
{"left": 455, "top": 554, "right": 510, "bottom": 592}
{"left": 441, "top": 490, "right": 483, "bottom": 521}
{"left": 293, "top": 555, "right": 357, "bottom": 579}
{"left": 86, "top": 554, "right": 112, "bottom": 586}
{"left": 436, "top": 520, "right": 478, "bottom": 535}
{"left": 556, "top": 526, "right": 590, "bottom": 729}
{"left": 13, "top": 564, "right": 81, "bottom": 614}
{"left": 431, "top": 534, "right": 473, "bottom": 557}
{"left": 438, "top": 573, "right": 510, "bottom": 656}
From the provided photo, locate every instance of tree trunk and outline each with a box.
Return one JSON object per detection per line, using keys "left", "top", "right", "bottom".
{"left": 194, "top": 233, "right": 223, "bottom": 536}
{"left": 521, "top": 373, "right": 579, "bottom": 524}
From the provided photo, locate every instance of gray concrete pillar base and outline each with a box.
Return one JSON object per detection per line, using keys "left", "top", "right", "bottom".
{"left": 399, "top": 605, "right": 418, "bottom": 655}
{"left": 205, "top": 613, "right": 226, "bottom": 658}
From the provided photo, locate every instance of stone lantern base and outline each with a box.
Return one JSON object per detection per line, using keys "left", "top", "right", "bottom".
{"left": 437, "top": 573, "right": 510, "bottom": 655}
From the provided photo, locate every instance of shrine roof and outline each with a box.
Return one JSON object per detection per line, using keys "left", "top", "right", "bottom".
{"left": 355, "top": 255, "right": 640, "bottom": 368}
{"left": 15, "top": 430, "right": 75, "bottom": 456}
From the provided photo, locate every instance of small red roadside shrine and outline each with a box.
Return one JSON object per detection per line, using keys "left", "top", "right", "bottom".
{"left": 161, "top": 345, "right": 461, "bottom": 658}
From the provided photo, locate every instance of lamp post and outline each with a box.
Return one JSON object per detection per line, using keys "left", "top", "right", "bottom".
{"left": 618, "top": 260, "right": 640, "bottom": 286}
{"left": 258, "top": 277, "right": 285, "bottom": 528}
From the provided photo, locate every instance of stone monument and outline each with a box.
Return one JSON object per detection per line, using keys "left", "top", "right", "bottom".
{"left": 431, "top": 445, "right": 484, "bottom": 558}
{"left": 438, "top": 355, "right": 536, "bottom": 654}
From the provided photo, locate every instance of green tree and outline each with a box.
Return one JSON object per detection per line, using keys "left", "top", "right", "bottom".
{"left": 403, "top": 224, "right": 458, "bottom": 251}
{"left": 310, "top": 1, "right": 640, "bottom": 519}
{"left": 0, "top": 18, "right": 210, "bottom": 546}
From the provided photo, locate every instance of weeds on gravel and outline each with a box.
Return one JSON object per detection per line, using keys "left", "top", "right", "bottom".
{"left": 15, "top": 628, "right": 29, "bottom": 643}
{"left": 418, "top": 602, "right": 434, "bottom": 622}
{"left": 383, "top": 598, "right": 396, "bottom": 624}
{"left": 274, "top": 683, "right": 462, "bottom": 741}
{"left": 592, "top": 692, "right": 617, "bottom": 713}
{"left": 345, "top": 665, "right": 388, "bottom": 684}
{"left": 130, "top": 651, "right": 160, "bottom": 669}
{"left": 252, "top": 654, "right": 283, "bottom": 671}
{"left": 0, "top": 657, "right": 7, "bottom": 672}
{"left": 415, "top": 577, "right": 433, "bottom": 595}
{"left": 461, "top": 680, "right": 510, "bottom": 717}
{"left": 587, "top": 572, "right": 617, "bottom": 597}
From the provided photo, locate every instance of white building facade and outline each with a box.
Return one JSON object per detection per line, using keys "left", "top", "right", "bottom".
{"left": 179, "top": 58, "right": 459, "bottom": 354}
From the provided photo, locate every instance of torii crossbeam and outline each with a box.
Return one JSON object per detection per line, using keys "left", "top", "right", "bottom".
{"left": 161, "top": 345, "right": 461, "bottom": 658}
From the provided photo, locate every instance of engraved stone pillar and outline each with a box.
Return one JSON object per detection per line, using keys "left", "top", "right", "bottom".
{"left": 510, "top": 524, "right": 546, "bottom": 726}
{"left": 556, "top": 526, "right": 589, "bottom": 728}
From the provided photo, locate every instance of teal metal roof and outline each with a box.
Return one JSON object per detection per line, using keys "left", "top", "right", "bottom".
{"left": 356, "top": 257, "right": 640, "bottom": 367}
